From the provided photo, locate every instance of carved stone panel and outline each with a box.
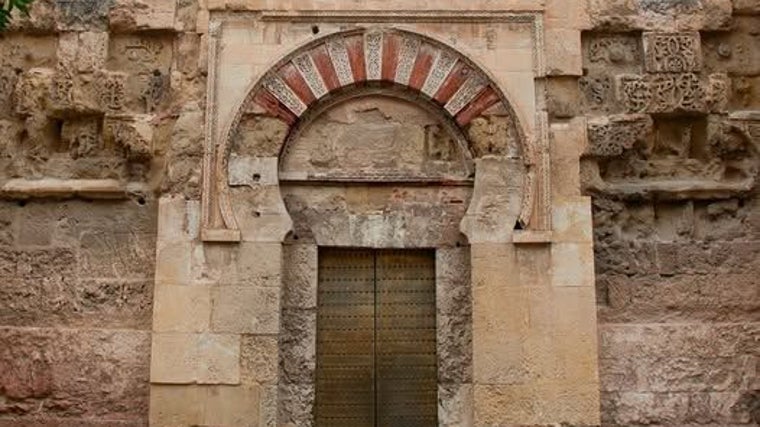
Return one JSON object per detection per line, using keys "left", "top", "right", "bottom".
{"left": 587, "top": 115, "right": 653, "bottom": 157}
{"left": 643, "top": 32, "right": 702, "bottom": 73}
{"left": 616, "top": 73, "right": 711, "bottom": 114}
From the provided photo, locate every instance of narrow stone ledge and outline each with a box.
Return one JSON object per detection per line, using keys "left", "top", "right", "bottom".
{"left": 0, "top": 179, "right": 128, "bottom": 200}
{"left": 201, "top": 228, "right": 242, "bottom": 242}
{"left": 590, "top": 179, "right": 756, "bottom": 201}
{"left": 512, "top": 230, "right": 553, "bottom": 244}
{"left": 729, "top": 110, "right": 760, "bottom": 120}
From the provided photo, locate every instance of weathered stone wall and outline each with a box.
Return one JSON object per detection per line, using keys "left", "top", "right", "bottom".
{"left": 1, "top": 0, "right": 759, "bottom": 426}
{"left": 0, "top": 0, "right": 200, "bottom": 425}
{"left": 574, "top": 1, "right": 760, "bottom": 425}
{"left": 0, "top": 199, "right": 156, "bottom": 425}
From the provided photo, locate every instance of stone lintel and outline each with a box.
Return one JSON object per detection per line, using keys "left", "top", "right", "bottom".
{"left": 1, "top": 179, "right": 128, "bottom": 200}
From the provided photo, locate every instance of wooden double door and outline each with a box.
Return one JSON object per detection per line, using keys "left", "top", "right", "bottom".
{"left": 315, "top": 248, "right": 438, "bottom": 427}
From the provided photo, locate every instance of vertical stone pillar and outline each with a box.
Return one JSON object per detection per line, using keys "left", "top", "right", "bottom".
{"left": 150, "top": 155, "right": 292, "bottom": 425}
{"left": 464, "top": 154, "right": 601, "bottom": 426}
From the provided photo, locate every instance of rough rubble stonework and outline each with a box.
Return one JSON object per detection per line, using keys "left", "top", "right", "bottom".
{"left": 0, "top": 0, "right": 757, "bottom": 426}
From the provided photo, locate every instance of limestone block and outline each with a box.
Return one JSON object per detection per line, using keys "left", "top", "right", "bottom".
{"left": 545, "top": 0, "right": 591, "bottom": 29}
{"left": 149, "top": 385, "right": 206, "bottom": 426}
{"left": 439, "top": 383, "right": 473, "bottom": 427}
{"left": 232, "top": 186, "right": 293, "bottom": 243}
{"left": 95, "top": 70, "right": 128, "bottom": 114}
{"left": 56, "top": 0, "right": 111, "bottom": 31}
{"left": 515, "top": 245, "right": 552, "bottom": 287}
{"left": 474, "top": 384, "right": 537, "bottom": 425}
{"left": 191, "top": 243, "right": 240, "bottom": 286}
{"left": 241, "top": 335, "right": 278, "bottom": 384}
{"left": 232, "top": 116, "right": 289, "bottom": 157}
{"left": 157, "top": 196, "right": 200, "bottom": 243}
{"left": 614, "top": 72, "right": 730, "bottom": 116}
{"left": 585, "top": 114, "right": 652, "bottom": 158}
{"left": 551, "top": 242, "right": 595, "bottom": 287}
{"left": 734, "top": 0, "right": 760, "bottom": 14}
{"left": 0, "top": 275, "right": 152, "bottom": 329}
{"left": 105, "top": 114, "right": 154, "bottom": 161}
{"left": 544, "top": 28, "right": 583, "bottom": 76}
{"left": 278, "top": 383, "right": 315, "bottom": 427}
{"left": 282, "top": 243, "right": 317, "bottom": 309}
{"left": 59, "top": 31, "right": 109, "bottom": 73}
{"left": 236, "top": 210, "right": 294, "bottom": 243}
{"left": 175, "top": 0, "right": 199, "bottom": 31}
{"left": 552, "top": 286, "right": 599, "bottom": 349}
{"left": 79, "top": 231, "right": 155, "bottom": 279}
{"left": 109, "top": 0, "right": 177, "bottom": 32}
{"left": 236, "top": 242, "right": 282, "bottom": 287}
{"left": 150, "top": 333, "right": 240, "bottom": 384}
{"left": 260, "top": 384, "right": 278, "bottom": 427}
{"left": 155, "top": 241, "right": 192, "bottom": 286}
{"left": 196, "top": 8, "right": 210, "bottom": 33}
{"left": 461, "top": 157, "right": 524, "bottom": 243}
{"left": 438, "top": 313, "right": 473, "bottom": 384}
{"left": 534, "top": 381, "right": 602, "bottom": 425}
{"left": 211, "top": 286, "right": 280, "bottom": 334}
{"left": 5, "top": 0, "right": 56, "bottom": 33}
{"left": 587, "top": 0, "right": 733, "bottom": 31}
{"left": 643, "top": 32, "right": 702, "bottom": 73}
{"left": 471, "top": 243, "right": 520, "bottom": 288}
{"left": 552, "top": 197, "right": 593, "bottom": 243}
{"left": 229, "top": 156, "right": 279, "bottom": 187}
{"left": 205, "top": 385, "right": 262, "bottom": 426}
{"left": 153, "top": 285, "right": 211, "bottom": 333}
{"left": 0, "top": 327, "right": 150, "bottom": 419}
{"left": 279, "top": 309, "right": 316, "bottom": 385}
{"left": 601, "top": 390, "right": 756, "bottom": 426}
{"left": 551, "top": 117, "right": 587, "bottom": 198}
{"left": 546, "top": 76, "right": 582, "bottom": 119}
{"left": 14, "top": 68, "right": 54, "bottom": 116}
{"left": 58, "top": 117, "right": 99, "bottom": 158}
{"left": 436, "top": 246, "right": 471, "bottom": 316}
{"left": 600, "top": 272, "right": 760, "bottom": 323}
{"left": 472, "top": 285, "right": 531, "bottom": 384}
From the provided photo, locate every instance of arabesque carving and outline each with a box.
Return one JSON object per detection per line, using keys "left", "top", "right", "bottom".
{"left": 643, "top": 32, "right": 702, "bottom": 73}
{"left": 587, "top": 115, "right": 654, "bottom": 157}
{"left": 616, "top": 73, "right": 729, "bottom": 114}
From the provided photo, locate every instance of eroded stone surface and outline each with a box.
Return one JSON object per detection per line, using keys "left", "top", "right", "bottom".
{"left": 1, "top": 1, "right": 759, "bottom": 426}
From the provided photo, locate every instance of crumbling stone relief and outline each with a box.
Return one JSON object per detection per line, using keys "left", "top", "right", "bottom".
{"left": 580, "top": 3, "right": 760, "bottom": 426}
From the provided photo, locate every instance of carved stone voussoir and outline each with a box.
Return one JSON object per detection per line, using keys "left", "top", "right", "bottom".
{"left": 616, "top": 73, "right": 709, "bottom": 114}
{"left": 643, "top": 32, "right": 702, "bottom": 73}
{"left": 587, "top": 115, "right": 654, "bottom": 157}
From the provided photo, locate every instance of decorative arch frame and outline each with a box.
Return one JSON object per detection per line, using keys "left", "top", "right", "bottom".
{"left": 201, "top": 26, "right": 546, "bottom": 241}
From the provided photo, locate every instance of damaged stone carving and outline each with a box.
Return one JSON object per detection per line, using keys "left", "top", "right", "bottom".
{"left": 643, "top": 32, "right": 702, "bottom": 73}
{"left": 616, "top": 73, "right": 728, "bottom": 114}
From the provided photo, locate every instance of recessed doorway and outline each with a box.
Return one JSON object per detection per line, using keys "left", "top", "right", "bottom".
{"left": 315, "top": 248, "right": 437, "bottom": 427}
